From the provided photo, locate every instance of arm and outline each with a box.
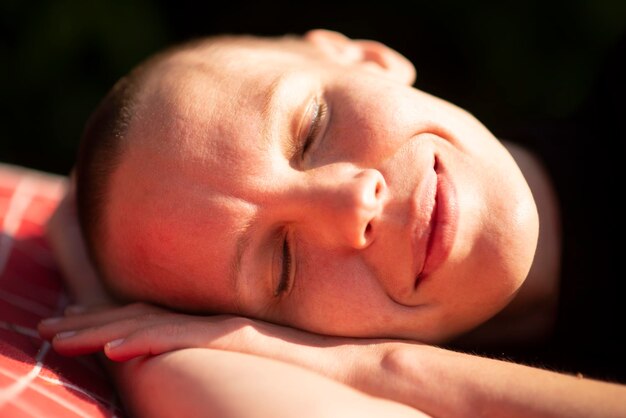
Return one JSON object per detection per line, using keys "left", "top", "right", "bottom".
{"left": 115, "top": 349, "right": 427, "bottom": 418}
{"left": 40, "top": 305, "right": 626, "bottom": 418}
{"left": 372, "top": 343, "right": 626, "bottom": 418}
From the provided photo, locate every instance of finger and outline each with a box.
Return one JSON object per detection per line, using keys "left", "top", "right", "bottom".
{"left": 102, "top": 317, "right": 287, "bottom": 362}
{"left": 38, "top": 302, "right": 165, "bottom": 338}
{"left": 50, "top": 331, "right": 105, "bottom": 356}
{"left": 50, "top": 313, "right": 183, "bottom": 356}
{"left": 103, "top": 325, "right": 193, "bottom": 361}
{"left": 103, "top": 320, "right": 231, "bottom": 362}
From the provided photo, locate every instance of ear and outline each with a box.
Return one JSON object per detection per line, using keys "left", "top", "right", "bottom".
{"left": 304, "top": 29, "right": 416, "bottom": 85}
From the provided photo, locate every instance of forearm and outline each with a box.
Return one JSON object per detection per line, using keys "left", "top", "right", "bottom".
{"left": 112, "top": 348, "right": 429, "bottom": 418}
{"left": 356, "top": 342, "right": 626, "bottom": 418}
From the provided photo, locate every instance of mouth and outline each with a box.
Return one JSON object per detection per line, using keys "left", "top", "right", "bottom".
{"left": 412, "top": 156, "right": 458, "bottom": 288}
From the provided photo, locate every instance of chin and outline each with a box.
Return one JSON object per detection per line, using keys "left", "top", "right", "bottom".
{"left": 478, "top": 188, "right": 540, "bottom": 320}
{"left": 506, "top": 181, "right": 540, "bottom": 287}
{"left": 455, "top": 193, "right": 540, "bottom": 340}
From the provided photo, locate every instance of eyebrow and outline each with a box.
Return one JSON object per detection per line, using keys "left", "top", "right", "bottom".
{"left": 260, "top": 71, "right": 288, "bottom": 136}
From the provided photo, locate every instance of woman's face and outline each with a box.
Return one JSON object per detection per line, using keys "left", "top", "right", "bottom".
{"left": 104, "top": 30, "right": 538, "bottom": 342}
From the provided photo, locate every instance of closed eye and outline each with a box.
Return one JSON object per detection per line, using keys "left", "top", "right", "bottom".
{"left": 299, "top": 98, "right": 327, "bottom": 158}
{"left": 274, "top": 231, "right": 293, "bottom": 296}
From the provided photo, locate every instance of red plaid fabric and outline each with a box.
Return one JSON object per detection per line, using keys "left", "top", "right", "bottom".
{"left": 0, "top": 163, "right": 125, "bottom": 417}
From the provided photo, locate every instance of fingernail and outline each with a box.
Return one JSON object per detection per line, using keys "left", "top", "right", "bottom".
{"left": 106, "top": 339, "right": 125, "bottom": 350}
{"left": 40, "top": 317, "right": 62, "bottom": 326}
{"left": 55, "top": 331, "right": 77, "bottom": 339}
{"left": 65, "top": 305, "right": 86, "bottom": 315}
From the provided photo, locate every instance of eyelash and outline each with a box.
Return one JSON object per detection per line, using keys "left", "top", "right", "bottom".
{"left": 299, "top": 100, "right": 327, "bottom": 158}
{"left": 275, "top": 232, "right": 292, "bottom": 296}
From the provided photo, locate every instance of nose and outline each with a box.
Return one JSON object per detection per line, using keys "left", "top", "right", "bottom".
{"left": 307, "top": 167, "right": 387, "bottom": 249}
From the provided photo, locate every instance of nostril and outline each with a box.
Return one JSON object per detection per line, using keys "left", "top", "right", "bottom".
{"left": 373, "top": 173, "right": 386, "bottom": 199}
{"left": 365, "top": 222, "right": 372, "bottom": 237}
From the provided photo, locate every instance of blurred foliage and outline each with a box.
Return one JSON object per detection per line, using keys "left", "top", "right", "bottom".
{"left": 1, "top": 0, "right": 625, "bottom": 174}
{"left": 1, "top": 0, "right": 167, "bottom": 174}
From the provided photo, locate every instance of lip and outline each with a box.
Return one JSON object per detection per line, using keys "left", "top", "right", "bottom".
{"left": 412, "top": 156, "right": 458, "bottom": 287}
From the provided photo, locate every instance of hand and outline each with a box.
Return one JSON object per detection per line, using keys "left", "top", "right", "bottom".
{"left": 38, "top": 302, "right": 394, "bottom": 386}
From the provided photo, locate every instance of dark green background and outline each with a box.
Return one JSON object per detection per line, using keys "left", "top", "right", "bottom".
{"left": 2, "top": 0, "right": 624, "bottom": 175}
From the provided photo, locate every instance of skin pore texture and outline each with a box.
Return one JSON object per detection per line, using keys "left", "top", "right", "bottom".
{"left": 98, "top": 31, "right": 540, "bottom": 344}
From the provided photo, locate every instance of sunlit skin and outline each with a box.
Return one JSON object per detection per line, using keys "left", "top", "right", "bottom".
{"left": 102, "top": 30, "right": 539, "bottom": 343}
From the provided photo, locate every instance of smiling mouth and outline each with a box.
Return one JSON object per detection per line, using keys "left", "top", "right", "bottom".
{"left": 413, "top": 156, "right": 458, "bottom": 288}
{"left": 416, "top": 167, "right": 439, "bottom": 285}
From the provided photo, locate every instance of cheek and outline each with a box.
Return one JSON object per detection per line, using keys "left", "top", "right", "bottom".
{"left": 287, "top": 251, "right": 397, "bottom": 336}
{"left": 413, "top": 147, "right": 538, "bottom": 337}
{"left": 477, "top": 152, "right": 539, "bottom": 281}
{"left": 321, "top": 82, "right": 414, "bottom": 164}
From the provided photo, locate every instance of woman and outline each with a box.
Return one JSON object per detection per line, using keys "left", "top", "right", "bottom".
{"left": 39, "top": 29, "right": 626, "bottom": 417}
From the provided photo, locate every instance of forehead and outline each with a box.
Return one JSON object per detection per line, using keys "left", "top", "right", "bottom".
{"left": 136, "top": 37, "right": 322, "bottom": 178}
